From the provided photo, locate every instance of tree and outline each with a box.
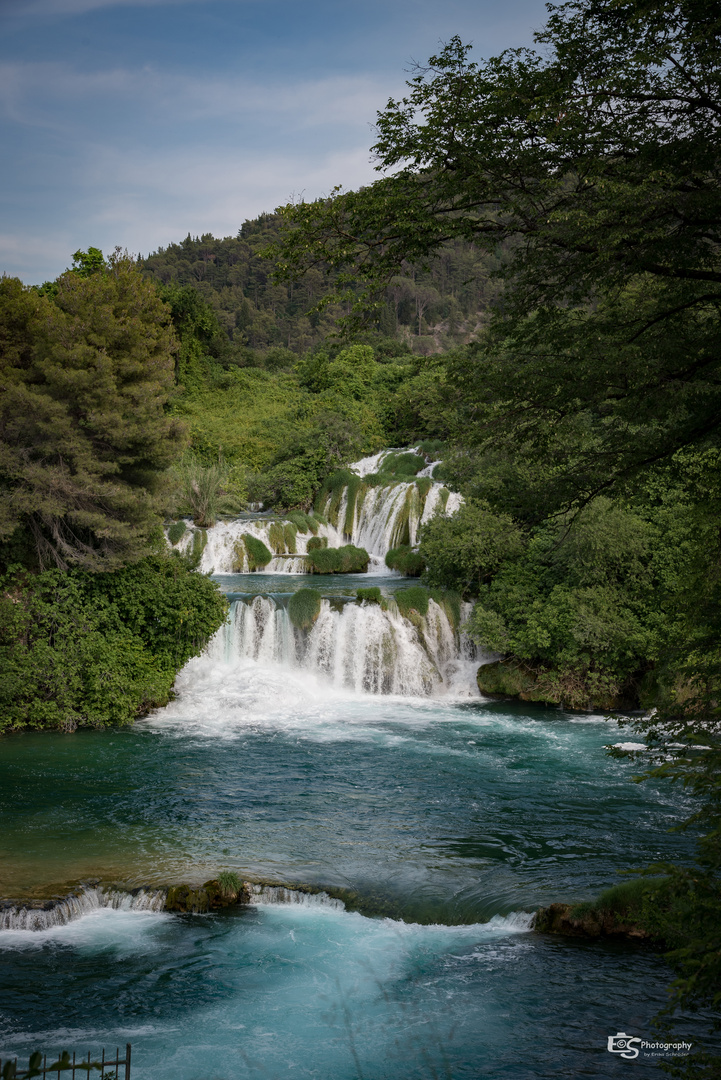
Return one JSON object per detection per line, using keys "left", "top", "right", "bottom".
{"left": 270, "top": 0, "right": 721, "bottom": 508}
{"left": 0, "top": 253, "right": 186, "bottom": 571}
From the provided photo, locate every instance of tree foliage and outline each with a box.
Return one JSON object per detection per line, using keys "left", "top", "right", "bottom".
{"left": 272, "top": 0, "right": 721, "bottom": 507}
{"left": 0, "top": 254, "right": 185, "bottom": 571}
{"left": 0, "top": 556, "right": 227, "bottom": 733}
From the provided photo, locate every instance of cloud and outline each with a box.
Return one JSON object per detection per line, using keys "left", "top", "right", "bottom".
{"left": 0, "top": 59, "right": 396, "bottom": 134}
{"left": 3, "top": 0, "right": 216, "bottom": 16}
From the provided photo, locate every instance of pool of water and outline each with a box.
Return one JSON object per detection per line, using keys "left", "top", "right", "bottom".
{"left": 0, "top": 577, "right": 704, "bottom": 1077}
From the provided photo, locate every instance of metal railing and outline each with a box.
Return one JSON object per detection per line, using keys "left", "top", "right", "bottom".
{"left": 1, "top": 1045, "right": 130, "bottom": 1080}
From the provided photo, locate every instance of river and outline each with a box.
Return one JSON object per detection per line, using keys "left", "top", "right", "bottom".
{"left": 0, "top": 465, "right": 704, "bottom": 1077}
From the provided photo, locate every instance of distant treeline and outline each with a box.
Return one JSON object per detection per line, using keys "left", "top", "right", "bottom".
{"left": 140, "top": 214, "right": 503, "bottom": 361}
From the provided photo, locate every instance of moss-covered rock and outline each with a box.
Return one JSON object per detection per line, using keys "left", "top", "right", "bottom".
{"left": 165, "top": 878, "right": 250, "bottom": 913}
{"left": 356, "top": 586, "right": 382, "bottom": 604}
{"left": 306, "top": 544, "right": 369, "bottom": 574}
{"left": 167, "top": 520, "right": 187, "bottom": 546}
{"left": 534, "top": 902, "right": 654, "bottom": 943}
{"left": 242, "top": 533, "right": 273, "bottom": 570}
{"left": 288, "top": 588, "right": 322, "bottom": 629}
{"left": 476, "top": 660, "right": 540, "bottom": 700}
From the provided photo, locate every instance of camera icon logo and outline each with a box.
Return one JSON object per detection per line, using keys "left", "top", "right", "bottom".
{"left": 608, "top": 1032, "right": 642, "bottom": 1059}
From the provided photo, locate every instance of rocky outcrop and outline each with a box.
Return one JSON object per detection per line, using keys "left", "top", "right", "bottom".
{"left": 477, "top": 660, "right": 630, "bottom": 712}
{"left": 534, "top": 902, "right": 654, "bottom": 943}
{"left": 164, "top": 878, "right": 250, "bottom": 913}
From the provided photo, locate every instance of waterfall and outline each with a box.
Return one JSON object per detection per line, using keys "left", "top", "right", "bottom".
{"left": 247, "top": 884, "right": 344, "bottom": 910}
{"left": 167, "top": 447, "right": 463, "bottom": 573}
{"left": 207, "top": 596, "right": 486, "bottom": 698}
{"left": 172, "top": 517, "right": 345, "bottom": 575}
{"left": 0, "top": 886, "right": 166, "bottom": 931}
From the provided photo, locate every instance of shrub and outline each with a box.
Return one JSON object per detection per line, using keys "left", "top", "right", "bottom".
{"left": 356, "top": 587, "right": 382, "bottom": 604}
{"left": 288, "top": 588, "right": 322, "bottom": 629}
{"left": 171, "top": 454, "right": 245, "bottom": 527}
{"left": 396, "top": 586, "right": 431, "bottom": 619}
{"left": 307, "top": 536, "right": 328, "bottom": 552}
{"left": 385, "top": 546, "right": 425, "bottom": 576}
{"left": 242, "top": 534, "right": 272, "bottom": 570}
{"left": 306, "top": 544, "right": 369, "bottom": 574}
{"left": 0, "top": 558, "right": 227, "bottom": 733}
{"left": 416, "top": 476, "right": 433, "bottom": 498}
{"left": 167, "top": 520, "right": 187, "bottom": 546}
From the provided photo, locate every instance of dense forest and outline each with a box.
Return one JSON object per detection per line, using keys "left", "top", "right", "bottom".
{"left": 140, "top": 217, "right": 501, "bottom": 360}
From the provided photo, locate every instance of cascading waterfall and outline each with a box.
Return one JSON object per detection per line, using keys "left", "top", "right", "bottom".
{"left": 207, "top": 596, "right": 486, "bottom": 697}
{"left": 0, "top": 887, "right": 166, "bottom": 931}
{"left": 168, "top": 447, "right": 463, "bottom": 574}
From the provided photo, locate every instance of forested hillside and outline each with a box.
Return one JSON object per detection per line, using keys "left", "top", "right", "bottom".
{"left": 141, "top": 215, "right": 501, "bottom": 361}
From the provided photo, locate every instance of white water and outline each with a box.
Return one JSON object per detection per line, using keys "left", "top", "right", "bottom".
{"left": 206, "top": 596, "right": 486, "bottom": 698}
{"left": 169, "top": 446, "right": 462, "bottom": 573}
{"left": 0, "top": 887, "right": 166, "bottom": 932}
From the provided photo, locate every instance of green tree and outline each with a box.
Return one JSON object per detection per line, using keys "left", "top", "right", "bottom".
{"left": 0, "top": 254, "right": 186, "bottom": 571}
{"left": 271, "top": 0, "right": 721, "bottom": 506}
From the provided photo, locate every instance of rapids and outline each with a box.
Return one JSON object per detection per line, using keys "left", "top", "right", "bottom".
{"left": 0, "top": 465, "right": 710, "bottom": 1077}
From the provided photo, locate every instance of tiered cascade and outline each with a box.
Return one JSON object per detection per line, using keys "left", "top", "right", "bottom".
{"left": 169, "top": 448, "right": 462, "bottom": 575}
{"left": 208, "top": 595, "right": 485, "bottom": 697}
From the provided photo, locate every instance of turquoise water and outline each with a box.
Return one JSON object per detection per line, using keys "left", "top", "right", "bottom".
{"left": 0, "top": 575, "right": 703, "bottom": 1077}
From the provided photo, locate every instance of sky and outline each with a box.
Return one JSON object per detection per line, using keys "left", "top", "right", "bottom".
{"left": 1, "top": 0, "right": 550, "bottom": 284}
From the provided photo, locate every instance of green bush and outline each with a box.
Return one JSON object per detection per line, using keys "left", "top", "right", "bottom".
{"left": 288, "top": 588, "right": 323, "bottom": 629}
{"left": 356, "top": 586, "right": 382, "bottom": 604}
{"left": 307, "top": 536, "right": 328, "bottom": 552}
{"left": 385, "top": 546, "right": 425, "bottom": 576}
{"left": 306, "top": 544, "right": 369, "bottom": 574}
{"left": 0, "top": 558, "right": 227, "bottom": 733}
{"left": 416, "top": 476, "right": 433, "bottom": 498}
{"left": 171, "top": 454, "right": 245, "bottom": 527}
{"left": 242, "top": 534, "right": 273, "bottom": 570}
{"left": 396, "top": 586, "right": 431, "bottom": 619}
{"left": 167, "top": 520, "right": 187, "bottom": 546}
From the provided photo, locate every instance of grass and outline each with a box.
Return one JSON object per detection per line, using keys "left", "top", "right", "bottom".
{"left": 288, "top": 588, "right": 323, "bottom": 629}
{"left": 396, "top": 586, "right": 431, "bottom": 619}
{"left": 307, "top": 536, "right": 328, "bottom": 551}
{"left": 218, "top": 871, "right": 242, "bottom": 896}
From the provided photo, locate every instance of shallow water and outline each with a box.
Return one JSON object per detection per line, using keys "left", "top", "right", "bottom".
{"left": 0, "top": 574, "right": 705, "bottom": 1077}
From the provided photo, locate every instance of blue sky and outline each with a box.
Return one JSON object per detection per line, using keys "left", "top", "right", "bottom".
{"left": 1, "top": 0, "right": 549, "bottom": 283}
